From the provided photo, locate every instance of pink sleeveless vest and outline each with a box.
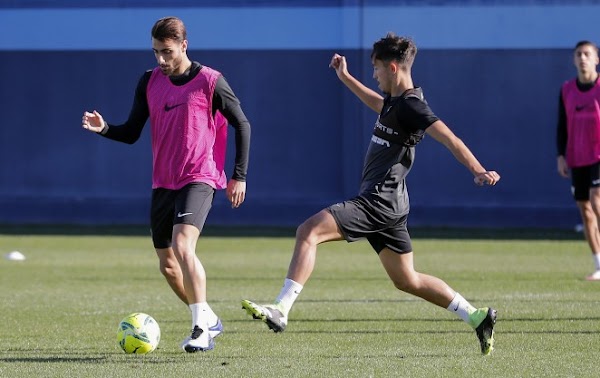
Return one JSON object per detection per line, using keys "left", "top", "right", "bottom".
{"left": 561, "top": 78, "right": 600, "bottom": 168}
{"left": 146, "top": 66, "right": 228, "bottom": 190}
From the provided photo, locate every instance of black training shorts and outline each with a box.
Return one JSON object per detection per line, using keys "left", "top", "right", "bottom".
{"left": 571, "top": 161, "right": 600, "bottom": 201}
{"left": 150, "top": 182, "right": 215, "bottom": 249}
{"left": 327, "top": 196, "right": 412, "bottom": 254}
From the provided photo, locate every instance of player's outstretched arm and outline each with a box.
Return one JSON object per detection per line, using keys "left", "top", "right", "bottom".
{"left": 426, "top": 120, "right": 500, "bottom": 186}
{"left": 82, "top": 110, "right": 107, "bottom": 133}
{"left": 329, "top": 53, "right": 384, "bottom": 113}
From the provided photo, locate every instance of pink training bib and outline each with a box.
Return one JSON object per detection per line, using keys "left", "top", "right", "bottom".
{"left": 146, "top": 66, "right": 228, "bottom": 190}
{"left": 562, "top": 78, "right": 600, "bottom": 168}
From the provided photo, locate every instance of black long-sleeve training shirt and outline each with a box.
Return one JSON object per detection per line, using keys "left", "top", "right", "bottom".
{"left": 101, "top": 61, "right": 250, "bottom": 181}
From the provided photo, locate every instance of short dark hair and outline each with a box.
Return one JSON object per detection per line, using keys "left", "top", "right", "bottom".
{"left": 574, "top": 40, "right": 598, "bottom": 53}
{"left": 371, "top": 32, "right": 417, "bottom": 67}
{"left": 151, "top": 16, "right": 187, "bottom": 42}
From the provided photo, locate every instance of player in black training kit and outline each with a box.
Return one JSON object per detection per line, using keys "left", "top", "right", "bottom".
{"left": 241, "top": 33, "right": 500, "bottom": 355}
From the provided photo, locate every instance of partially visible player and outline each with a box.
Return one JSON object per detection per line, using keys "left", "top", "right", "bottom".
{"left": 82, "top": 16, "right": 251, "bottom": 352}
{"left": 241, "top": 33, "right": 499, "bottom": 355}
{"left": 556, "top": 40, "right": 600, "bottom": 281}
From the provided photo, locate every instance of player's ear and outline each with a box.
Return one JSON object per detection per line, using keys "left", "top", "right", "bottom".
{"left": 182, "top": 39, "right": 188, "bottom": 53}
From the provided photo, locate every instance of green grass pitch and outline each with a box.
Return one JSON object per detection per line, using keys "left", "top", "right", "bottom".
{"left": 0, "top": 226, "right": 598, "bottom": 377}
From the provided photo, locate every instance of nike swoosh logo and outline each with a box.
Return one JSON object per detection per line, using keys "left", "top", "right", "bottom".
{"left": 453, "top": 302, "right": 460, "bottom": 311}
{"left": 164, "top": 103, "right": 185, "bottom": 112}
{"left": 177, "top": 212, "right": 193, "bottom": 217}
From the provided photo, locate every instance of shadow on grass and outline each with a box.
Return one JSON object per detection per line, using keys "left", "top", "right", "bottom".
{"left": 0, "top": 352, "right": 186, "bottom": 364}
{"left": 281, "top": 329, "right": 600, "bottom": 335}
{"left": 0, "top": 224, "right": 584, "bottom": 240}
{"left": 228, "top": 315, "right": 600, "bottom": 324}
{"left": 0, "top": 356, "right": 109, "bottom": 363}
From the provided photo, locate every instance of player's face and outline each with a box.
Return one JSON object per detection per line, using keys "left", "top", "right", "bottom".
{"left": 372, "top": 59, "right": 392, "bottom": 94}
{"left": 152, "top": 38, "right": 188, "bottom": 76}
{"left": 573, "top": 44, "right": 599, "bottom": 75}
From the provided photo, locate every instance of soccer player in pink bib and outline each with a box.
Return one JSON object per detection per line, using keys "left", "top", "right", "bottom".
{"left": 557, "top": 40, "right": 600, "bottom": 281}
{"left": 82, "top": 17, "right": 251, "bottom": 352}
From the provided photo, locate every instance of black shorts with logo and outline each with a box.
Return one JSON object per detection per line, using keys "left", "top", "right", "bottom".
{"left": 327, "top": 196, "right": 412, "bottom": 254}
{"left": 571, "top": 161, "right": 600, "bottom": 201}
{"left": 150, "top": 182, "right": 215, "bottom": 249}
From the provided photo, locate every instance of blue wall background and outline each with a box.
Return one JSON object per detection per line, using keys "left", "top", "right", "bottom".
{"left": 0, "top": 0, "right": 596, "bottom": 228}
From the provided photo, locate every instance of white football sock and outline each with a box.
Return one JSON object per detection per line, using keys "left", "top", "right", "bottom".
{"left": 275, "top": 278, "right": 303, "bottom": 315}
{"left": 593, "top": 253, "right": 600, "bottom": 271}
{"left": 190, "top": 302, "right": 218, "bottom": 329}
{"left": 446, "top": 293, "right": 476, "bottom": 324}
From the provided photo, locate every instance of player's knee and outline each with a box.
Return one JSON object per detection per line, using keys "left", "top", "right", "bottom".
{"left": 171, "top": 239, "right": 195, "bottom": 259}
{"left": 296, "top": 220, "right": 320, "bottom": 245}
{"left": 159, "top": 263, "right": 178, "bottom": 281}
{"left": 391, "top": 276, "right": 419, "bottom": 293}
{"left": 590, "top": 199, "right": 600, "bottom": 217}
{"left": 578, "top": 201, "right": 597, "bottom": 222}
{"left": 296, "top": 221, "right": 311, "bottom": 240}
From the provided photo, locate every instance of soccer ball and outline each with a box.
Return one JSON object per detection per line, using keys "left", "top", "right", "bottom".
{"left": 117, "top": 313, "right": 161, "bottom": 354}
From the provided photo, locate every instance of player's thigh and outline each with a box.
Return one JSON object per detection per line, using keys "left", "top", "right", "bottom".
{"left": 366, "top": 214, "right": 412, "bottom": 254}
{"left": 378, "top": 248, "right": 416, "bottom": 284}
{"left": 151, "top": 188, "right": 177, "bottom": 249}
{"left": 327, "top": 197, "right": 391, "bottom": 243}
{"left": 173, "top": 183, "right": 215, "bottom": 234}
{"left": 298, "top": 209, "right": 345, "bottom": 243}
{"left": 571, "top": 165, "right": 592, "bottom": 201}
{"left": 172, "top": 223, "right": 201, "bottom": 254}
{"left": 588, "top": 162, "right": 600, "bottom": 211}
